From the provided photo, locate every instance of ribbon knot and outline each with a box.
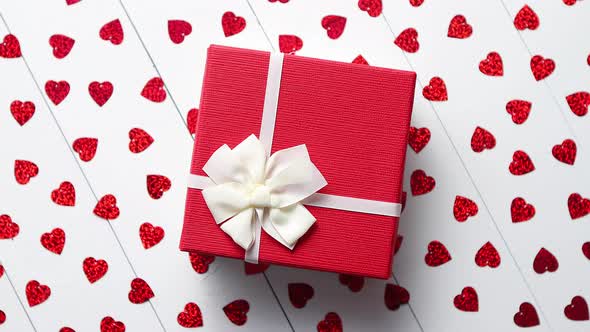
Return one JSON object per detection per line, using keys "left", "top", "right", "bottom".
{"left": 249, "top": 184, "right": 272, "bottom": 208}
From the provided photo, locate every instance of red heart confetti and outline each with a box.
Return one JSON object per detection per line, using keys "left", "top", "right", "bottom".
{"left": 139, "top": 222, "right": 164, "bottom": 249}
{"left": 422, "top": 77, "right": 448, "bottom": 101}
{"left": 530, "top": 55, "right": 555, "bottom": 81}
{"left": 384, "top": 284, "right": 410, "bottom": 311}
{"left": 514, "top": 302, "right": 540, "bottom": 327}
{"left": 410, "top": 169, "right": 435, "bottom": 196}
{"left": 189, "top": 252, "right": 215, "bottom": 274}
{"left": 168, "top": 20, "right": 192, "bottom": 44}
{"left": 394, "top": 234, "right": 403, "bottom": 254}
{"left": 51, "top": 181, "right": 76, "bottom": 206}
{"left": 533, "top": 247, "right": 558, "bottom": 274}
{"left": 582, "top": 242, "right": 590, "bottom": 260}
{"left": 568, "top": 193, "right": 590, "bottom": 220}
{"left": 177, "top": 302, "right": 203, "bottom": 328}
{"left": 244, "top": 262, "right": 269, "bottom": 275}
{"left": 566, "top": 91, "right": 589, "bottom": 116}
{"left": 83, "top": 257, "right": 108, "bottom": 283}
{"left": 511, "top": 197, "right": 535, "bottom": 223}
{"left": 94, "top": 194, "right": 120, "bottom": 220}
{"left": 317, "top": 312, "right": 343, "bottom": 332}
{"left": 10, "top": 100, "right": 35, "bottom": 126}
{"left": 514, "top": 5, "right": 539, "bottom": 31}
{"left": 73, "top": 137, "right": 98, "bottom": 162}
{"left": 100, "top": 19, "right": 124, "bottom": 45}
{"left": 269, "top": 0, "right": 290, "bottom": 3}
{"left": 60, "top": 328, "right": 75, "bottom": 332}
{"left": 278, "top": 35, "right": 303, "bottom": 54}
{"left": 425, "top": 240, "right": 451, "bottom": 267}
{"left": 475, "top": 241, "right": 500, "bottom": 268}
{"left": 552, "top": 139, "right": 576, "bottom": 165}
{"left": 223, "top": 299, "right": 249, "bottom": 326}
{"left": 187, "top": 108, "right": 198, "bottom": 134}
{"left": 0, "top": 264, "right": 4, "bottom": 278}
{"left": 0, "top": 310, "right": 5, "bottom": 325}
{"left": 288, "top": 282, "right": 314, "bottom": 308}
{"left": 45, "top": 80, "right": 70, "bottom": 105}
{"left": 0, "top": 214, "right": 19, "bottom": 239}
{"left": 141, "top": 77, "right": 166, "bottom": 103}
{"left": 409, "top": 0, "right": 424, "bottom": 7}
{"left": 0, "top": 34, "right": 21, "bottom": 58}
{"left": 408, "top": 126, "right": 430, "bottom": 153}
{"left": 454, "top": 287, "right": 478, "bottom": 312}
{"left": 222, "top": 12, "right": 246, "bottom": 37}
{"left": 321, "top": 15, "right": 346, "bottom": 39}
{"left": 146, "top": 174, "right": 171, "bottom": 199}
{"left": 338, "top": 274, "right": 365, "bottom": 292}
{"left": 352, "top": 55, "right": 369, "bottom": 65}
{"left": 509, "top": 150, "right": 535, "bottom": 175}
{"left": 394, "top": 28, "right": 419, "bottom": 53}
{"left": 65, "top": 0, "right": 81, "bottom": 5}
{"left": 26, "top": 280, "right": 51, "bottom": 307}
{"left": 453, "top": 195, "right": 478, "bottom": 222}
{"left": 400, "top": 192, "right": 407, "bottom": 213}
{"left": 448, "top": 15, "right": 472, "bottom": 39}
{"left": 40, "top": 227, "right": 65, "bottom": 255}
{"left": 100, "top": 316, "right": 125, "bottom": 332}
{"left": 14, "top": 160, "right": 38, "bottom": 185}
{"left": 506, "top": 99, "right": 532, "bottom": 124}
{"left": 479, "top": 52, "right": 503, "bottom": 76}
{"left": 88, "top": 81, "right": 113, "bottom": 106}
{"left": 564, "top": 296, "right": 589, "bottom": 321}
{"left": 128, "top": 128, "right": 154, "bottom": 153}
{"left": 358, "top": 0, "right": 382, "bottom": 17}
{"left": 128, "top": 278, "right": 154, "bottom": 304}
{"left": 49, "top": 34, "right": 75, "bottom": 59}
{"left": 471, "top": 126, "right": 496, "bottom": 152}
{"left": 563, "top": 0, "right": 577, "bottom": 5}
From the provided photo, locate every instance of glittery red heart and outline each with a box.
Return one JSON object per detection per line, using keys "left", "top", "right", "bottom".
{"left": 422, "top": 77, "right": 448, "bottom": 101}
{"left": 384, "top": 284, "right": 410, "bottom": 311}
{"left": 187, "top": 108, "right": 199, "bottom": 134}
{"left": 564, "top": 296, "right": 589, "bottom": 321}
{"left": 269, "top": 0, "right": 290, "bottom": 2}
{"left": 448, "top": 15, "right": 472, "bottom": 39}
{"left": 51, "top": 181, "right": 76, "bottom": 206}
{"left": 425, "top": 240, "right": 451, "bottom": 266}
{"left": 568, "top": 193, "right": 590, "bottom": 220}
{"left": 358, "top": 0, "right": 382, "bottom": 17}
{"left": 0, "top": 264, "right": 4, "bottom": 278}
{"left": 471, "top": 126, "right": 496, "bottom": 152}
{"left": 563, "top": 0, "right": 577, "bottom": 5}
{"left": 288, "top": 282, "right": 314, "bottom": 308}
{"left": 514, "top": 5, "right": 539, "bottom": 31}
{"left": 88, "top": 81, "right": 113, "bottom": 106}
{"left": 10, "top": 100, "right": 35, "bottom": 126}
{"left": 168, "top": 20, "right": 192, "bottom": 44}
{"left": 409, "top": 0, "right": 424, "bottom": 7}
{"left": 479, "top": 52, "right": 503, "bottom": 76}
{"left": 511, "top": 197, "right": 535, "bottom": 223}
{"left": 94, "top": 194, "right": 120, "bottom": 220}
{"left": 128, "top": 278, "right": 154, "bottom": 304}
{"left": 83, "top": 257, "right": 108, "bottom": 283}
{"left": 100, "top": 19, "right": 124, "bottom": 45}
{"left": 321, "top": 15, "right": 346, "bottom": 40}
{"left": 410, "top": 169, "right": 435, "bottom": 196}
{"left": 73, "top": 137, "right": 98, "bottom": 162}
{"left": 244, "top": 262, "right": 269, "bottom": 275}
{"left": 66, "top": 0, "right": 81, "bottom": 5}
{"left": 394, "top": 28, "right": 419, "bottom": 53}
{"left": 475, "top": 241, "right": 500, "bottom": 268}
{"left": 139, "top": 222, "right": 164, "bottom": 249}
{"left": 582, "top": 242, "right": 590, "bottom": 260}
{"left": 189, "top": 252, "right": 215, "bottom": 274}
{"left": 533, "top": 247, "right": 558, "bottom": 273}
{"left": 0, "top": 310, "right": 5, "bottom": 324}
{"left": 352, "top": 55, "right": 368, "bottom": 65}
{"left": 454, "top": 287, "right": 478, "bottom": 312}
{"left": 278, "top": 35, "right": 303, "bottom": 54}
{"left": 0, "top": 34, "right": 21, "bottom": 58}
{"left": 222, "top": 12, "right": 246, "bottom": 37}
{"left": 141, "top": 77, "right": 166, "bottom": 103}
{"left": 60, "top": 327, "right": 75, "bottom": 332}
{"left": 40, "top": 228, "right": 65, "bottom": 255}
{"left": 394, "top": 234, "right": 403, "bottom": 254}
{"left": 128, "top": 128, "right": 153, "bottom": 153}
{"left": 14, "top": 160, "right": 38, "bottom": 185}
{"left": 514, "top": 302, "right": 540, "bottom": 327}
{"left": 177, "top": 302, "right": 203, "bottom": 328}
{"left": 146, "top": 174, "right": 171, "bottom": 199}
{"left": 506, "top": 99, "right": 531, "bottom": 124}
{"left": 223, "top": 299, "right": 249, "bottom": 326}
{"left": 530, "top": 55, "right": 555, "bottom": 81}
{"left": 408, "top": 126, "right": 430, "bottom": 153}
{"left": 45, "top": 80, "right": 70, "bottom": 105}
{"left": 587, "top": 54, "right": 590, "bottom": 66}
{"left": 400, "top": 191, "right": 407, "bottom": 213}
{"left": 453, "top": 195, "right": 478, "bottom": 222}
{"left": 552, "top": 139, "right": 576, "bottom": 165}
{"left": 339, "top": 274, "right": 364, "bottom": 292}
{"left": 566, "top": 91, "right": 590, "bottom": 116}
{"left": 317, "top": 312, "right": 342, "bottom": 332}
{"left": 100, "top": 316, "right": 125, "bottom": 332}
{"left": 509, "top": 150, "right": 535, "bottom": 175}
{"left": 49, "top": 34, "right": 75, "bottom": 59}
{"left": 0, "top": 214, "right": 19, "bottom": 239}
{"left": 26, "top": 280, "right": 51, "bottom": 307}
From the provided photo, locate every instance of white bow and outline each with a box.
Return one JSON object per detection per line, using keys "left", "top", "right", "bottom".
{"left": 201, "top": 134, "right": 327, "bottom": 254}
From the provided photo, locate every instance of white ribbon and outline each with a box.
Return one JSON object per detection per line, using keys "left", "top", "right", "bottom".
{"left": 188, "top": 52, "right": 402, "bottom": 263}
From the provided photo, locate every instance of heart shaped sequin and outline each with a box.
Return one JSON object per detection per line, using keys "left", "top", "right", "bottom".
{"left": 177, "top": 302, "right": 203, "bottom": 328}
{"left": 422, "top": 77, "right": 448, "bottom": 101}
{"left": 358, "top": 0, "right": 382, "bottom": 17}
{"left": 509, "top": 150, "right": 535, "bottom": 175}
{"left": 146, "top": 175, "right": 171, "bottom": 199}
{"left": 448, "top": 15, "right": 472, "bottom": 39}
{"left": 530, "top": 55, "right": 555, "bottom": 81}
{"left": 94, "top": 194, "right": 120, "bottom": 220}
{"left": 168, "top": 20, "right": 192, "bottom": 44}
{"left": 384, "top": 284, "right": 410, "bottom": 311}
{"left": 128, "top": 128, "right": 154, "bottom": 153}
{"left": 394, "top": 28, "right": 419, "bottom": 53}
{"left": 49, "top": 34, "right": 75, "bottom": 59}
{"left": 10, "top": 100, "right": 35, "bottom": 126}
{"left": 141, "top": 77, "right": 166, "bottom": 103}
{"left": 506, "top": 99, "right": 532, "bottom": 124}
{"left": 0, "top": 214, "right": 19, "bottom": 239}
{"left": 409, "top": 0, "right": 424, "bottom": 7}
{"left": 514, "top": 5, "right": 539, "bottom": 30}
{"left": 40, "top": 228, "right": 65, "bottom": 255}
{"left": 26, "top": 280, "right": 51, "bottom": 307}
{"left": 128, "top": 278, "right": 154, "bottom": 304}
{"left": 321, "top": 15, "right": 346, "bottom": 39}
{"left": 51, "top": 181, "right": 76, "bottom": 206}
{"left": 564, "top": 296, "right": 589, "bottom": 321}
{"left": 278, "top": 35, "right": 303, "bottom": 54}
{"left": 14, "top": 160, "right": 38, "bottom": 185}
{"left": 100, "top": 316, "right": 125, "bottom": 332}
{"left": 223, "top": 299, "right": 249, "bottom": 326}
{"left": 317, "top": 312, "right": 343, "bottom": 332}
{"left": 471, "top": 126, "right": 496, "bottom": 152}
{"left": 582, "top": 242, "right": 590, "bottom": 260}
{"left": 410, "top": 169, "right": 435, "bottom": 196}
{"left": 100, "top": 19, "right": 124, "bottom": 45}
{"left": 511, "top": 197, "right": 535, "bottom": 223}
{"left": 189, "top": 252, "right": 215, "bottom": 274}
{"left": 73, "top": 137, "right": 98, "bottom": 162}
{"left": 352, "top": 55, "right": 369, "bottom": 65}
{"left": 552, "top": 139, "right": 576, "bottom": 165}
{"left": 568, "top": 193, "right": 590, "bottom": 220}
{"left": 139, "top": 222, "right": 164, "bottom": 249}
{"left": 222, "top": 12, "right": 246, "bottom": 37}
{"left": 514, "top": 302, "right": 540, "bottom": 327}
{"left": 566, "top": 91, "right": 589, "bottom": 116}
{"left": 425, "top": 240, "right": 451, "bottom": 266}
{"left": 408, "top": 126, "right": 430, "bottom": 153}
{"left": 88, "top": 81, "right": 113, "bottom": 106}
{"left": 454, "top": 287, "right": 478, "bottom": 312}
{"left": 187, "top": 108, "right": 199, "bottom": 134}
{"left": 0, "top": 34, "right": 21, "bottom": 58}
{"left": 479, "top": 52, "right": 503, "bottom": 76}
{"left": 475, "top": 241, "right": 500, "bottom": 268}
{"left": 453, "top": 195, "right": 478, "bottom": 222}
{"left": 244, "top": 262, "right": 269, "bottom": 275}
{"left": 533, "top": 247, "right": 558, "bottom": 273}
{"left": 45, "top": 80, "right": 70, "bottom": 105}
{"left": 288, "top": 282, "right": 314, "bottom": 308}
{"left": 339, "top": 274, "right": 364, "bottom": 292}
{"left": 83, "top": 257, "right": 108, "bottom": 283}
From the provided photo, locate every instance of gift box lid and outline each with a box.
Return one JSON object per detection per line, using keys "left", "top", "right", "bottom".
{"left": 181, "top": 45, "right": 416, "bottom": 279}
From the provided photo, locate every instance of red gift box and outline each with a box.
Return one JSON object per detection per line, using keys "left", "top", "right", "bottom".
{"left": 180, "top": 45, "right": 416, "bottom": 279}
